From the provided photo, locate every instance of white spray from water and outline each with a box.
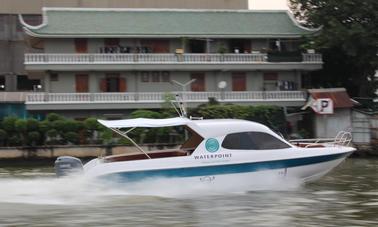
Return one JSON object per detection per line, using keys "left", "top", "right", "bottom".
{"left": 0, "top": 170, "right": 303, "bottom": 205}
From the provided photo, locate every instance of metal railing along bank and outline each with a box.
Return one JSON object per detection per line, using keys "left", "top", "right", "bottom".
{"left": 24, "top": 53, "right": 322, "bottom": 64}
{"left": 25, "top": 91, "right": 307, "bottom": 104}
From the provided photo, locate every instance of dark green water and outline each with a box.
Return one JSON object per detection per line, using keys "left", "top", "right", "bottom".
{"left": 0, "top": 158, "right": 377, "bottom": 226}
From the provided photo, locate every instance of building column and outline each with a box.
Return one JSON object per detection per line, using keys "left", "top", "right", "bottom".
{"left": 4, "top": 74, "right": 17, "bottom": 91}
{"left": 206, "top": 38, "right": 211, "bottom": 53}
{"left": 296, "top": 70, "right": 302, "bottom": 89}
{"left": 44, "top": 73, "right": 50, "bottom": 92}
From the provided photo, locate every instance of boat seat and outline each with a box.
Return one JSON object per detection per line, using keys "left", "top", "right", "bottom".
{"left": 103, "top": 149, "right": 188, "bottom": 162}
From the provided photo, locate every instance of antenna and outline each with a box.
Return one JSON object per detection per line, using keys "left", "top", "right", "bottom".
{"left": 171, "top": 79, "right": 196, "bottom": 118}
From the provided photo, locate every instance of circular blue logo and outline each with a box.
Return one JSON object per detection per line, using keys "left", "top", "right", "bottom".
{"left": 205, "top": 138, "right": 219, "bottom": 153}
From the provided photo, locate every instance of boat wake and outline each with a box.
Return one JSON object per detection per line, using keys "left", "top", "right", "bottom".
{"left": 0, "top": 173, "right": 303, "bottom": 205}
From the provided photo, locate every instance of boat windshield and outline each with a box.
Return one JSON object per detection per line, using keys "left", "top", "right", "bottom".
{"left": 222, "top": 131, "right": 291, "bottom": 150}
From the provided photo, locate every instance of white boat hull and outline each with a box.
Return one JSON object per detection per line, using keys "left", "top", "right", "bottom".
{"left": 84, "top": 148, "right": 353, "bottom": 187}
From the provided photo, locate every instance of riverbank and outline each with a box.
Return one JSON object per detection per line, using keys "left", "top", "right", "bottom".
{"left": 0, "top": 144, "right": 179, "bottom": 161}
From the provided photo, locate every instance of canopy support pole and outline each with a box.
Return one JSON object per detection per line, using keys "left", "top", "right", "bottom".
{"left": 110, "top": 127, "right": 151, "bottom": 159}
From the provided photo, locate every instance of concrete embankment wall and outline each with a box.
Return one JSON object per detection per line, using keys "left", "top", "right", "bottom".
{"left": 0, "top": 144, "right": 179, "bottom": 160}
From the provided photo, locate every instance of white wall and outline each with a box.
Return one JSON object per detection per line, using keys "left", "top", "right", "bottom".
{"left": 314, "top": 109, "right": 352, "bottom": 138}
{"left": 248, "top": 0, "right": 288, "bottom": 10}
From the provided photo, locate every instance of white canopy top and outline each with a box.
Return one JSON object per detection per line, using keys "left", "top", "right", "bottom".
{"left": 98, "top": 117, "right": 191, "bottom": 128}
{"left": 97, "top": 117, "right": 283, "bottom": 141}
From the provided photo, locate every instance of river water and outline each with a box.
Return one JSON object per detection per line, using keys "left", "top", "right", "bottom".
{"left": 0, "top": 158, "right": 377, "bottom": 226}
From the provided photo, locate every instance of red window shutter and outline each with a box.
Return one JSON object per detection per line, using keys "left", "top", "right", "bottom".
{"left": 75, "top": 74, "right": 89, "bottom": 92}
{"left": 153, "top": 40, "right": 169, "bottom": 53}
{"left": 119, "top": 78, "right": 127, "bottom": 92}
{"left": 100, "top": 79, "right": 107, "bottom": 92}
{"left": 232, "top": 73, "right": 246, "bottom": 91}
{"left": 75, "top": 38, "right": 88, "bottom": 53}
{"left": 191, "top": 73, "right": 205, "bottom": 92}
{"left": 263, "top": 72, "right": 278, "bottom": 81}
{"left": 104, "top": 38, "right": 120, "bottom": 46}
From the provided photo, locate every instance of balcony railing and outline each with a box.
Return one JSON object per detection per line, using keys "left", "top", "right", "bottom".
{"left": 26, "top": 91, "right": 307, "bottom": 104}
{"left": 24, "top": 53, "right": 322, "bottom": 64}
{"left": 0, "top": 92, "right": 33, "bottom": 102}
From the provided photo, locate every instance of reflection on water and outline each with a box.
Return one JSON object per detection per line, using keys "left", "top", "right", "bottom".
{"left": 0, "top": 158, "right": 377, "bottom": 226}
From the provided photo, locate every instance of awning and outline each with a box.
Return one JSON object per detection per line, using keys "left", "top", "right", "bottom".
{"left": 302, "top": 88, "right": 355, "bottom": 113}
{"left": 308, "top": 88, "right": 354, "bottom": 108}
{"left": 98, "top": 117, "right": 191, "bottom": 129}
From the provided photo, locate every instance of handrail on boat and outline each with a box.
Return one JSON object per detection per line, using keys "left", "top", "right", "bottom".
{"left": 289, "top": 130, "right": 352, "bottom": 147}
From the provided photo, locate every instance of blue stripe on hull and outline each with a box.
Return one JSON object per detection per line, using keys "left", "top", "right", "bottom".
{"left": 105, "top": 152, "right": 350, "bottom": 182}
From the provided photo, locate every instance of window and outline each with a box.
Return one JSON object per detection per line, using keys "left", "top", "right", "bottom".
{"left": 104, "top": 38, "right": 120, "bottom": 47}
{"left": 75, "top": 38, "right": 88, "bottom": 53}
{"left": 75, "top": 74, "right": 89, "bottom": 92}
{"left": 0, "top": 76, "right": 5, "bottom": 90}
{"left": 99, "top": 73, "right": 126, "bottom": 92}
{"left": 232, "top": 72, "right": 246, "bottom": 91}
{"left": 141, "top": 72, "right": 149, "bottom": 82}
{"left": 191, "top": 73, "right": 205, "bottom": 91}
{"left": 222, "top": 132, "right": 290, "bottom": 150}
{"left": 16, "top": 75, "right": 41, "bottom": 91}
{"left": 0, "top": 15, "right": 5, "bottom": 31}
{"left": 263, "top": 72, "right": 278, "bottom": 91}
{"left": 263, "top": 72, "right": 278, "bottom": 81}
{"left": 151, "top": 72, "right": 160, "bottom": 82}
{"left": 50, "top": 73, "right": 59, "bottom": 81}
{"left": 161, "top": 71, "right": 170, "bottom": 82}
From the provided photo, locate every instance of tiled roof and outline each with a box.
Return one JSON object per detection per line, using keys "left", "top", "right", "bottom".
{"left": 20, "top": 8, "right": 318, "bottom": 38}
{"left": 308, "top": 88, "right": 354, "bottom": 109}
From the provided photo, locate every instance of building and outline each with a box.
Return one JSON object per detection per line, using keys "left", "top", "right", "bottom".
{"left": 0, "top": 0, "right": 254, "bottom": 118}
{"left": 19, "top": 7, "right": 322, "bottom": 118}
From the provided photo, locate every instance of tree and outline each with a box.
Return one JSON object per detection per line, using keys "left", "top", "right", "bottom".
{"left": 290, "top": 0, "right": 378, "bottom": 97}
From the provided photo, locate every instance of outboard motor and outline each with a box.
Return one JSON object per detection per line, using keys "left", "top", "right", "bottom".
{"left": 54, "top": 156, "right": 83, "bottom": 177}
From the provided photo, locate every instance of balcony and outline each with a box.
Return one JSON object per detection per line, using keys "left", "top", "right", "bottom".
{"left": 24, "top": 53, "right": 323, "bottom": 71}
{"left": 25, "top": 91, "right": 307, "bottom": 110}
{"left": 0, "top": 92, "right": 32, "bottom": 103}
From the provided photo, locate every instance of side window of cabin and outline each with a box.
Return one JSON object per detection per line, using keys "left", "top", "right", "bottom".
{"left": 222, "top": 132, "right": 290, "bottom": 150}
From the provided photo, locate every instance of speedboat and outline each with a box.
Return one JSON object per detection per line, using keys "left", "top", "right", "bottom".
{"left": 55, "top": 117, "right": 355, "bottom": 184}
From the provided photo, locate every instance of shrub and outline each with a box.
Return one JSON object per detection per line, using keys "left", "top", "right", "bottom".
{"left": 63, "top": 132, "right": 79, "bottom": 144}
{"left": 26, "top": 118, "right": 39, "bottom": 131}
{"left": 100, "top": 129, "right": 113, "bottom": 145}
{"left": 27, "top": 131, "right": 41, "bottom": 146}
{"left": 0, "top": 129, "right": 7, "bottom": 146}
{"left": 15, "top": 119, "right": 27, "bottom": 133}
{"left": 8, "top": 135, "right": 22, "bottom": 146}
{"left": 46, "top": 113, "right": 63, "bottom": 122}
{"left": 2, "top": 116, "right": 18, "bottom": 132}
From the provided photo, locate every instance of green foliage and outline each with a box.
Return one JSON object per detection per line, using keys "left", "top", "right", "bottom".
{"left": 84, "top": 117, "right": 99, "bottom": 131}
{"left": 63, "top": 132, "right": 79, "bottom": 144}
{"left": 0, "top": 104, "right": 287, "bottom": 147}
{"left": 8, "top": 135, "right": 22, "bottom": 146}
{"left": 46, "top": 113, "right": 63, "bottom": 122}
{"left": 290, "top": 0, "right": 378, "bottom": 96}
{"left": 26, "top": 119, "right": 39, "bottom": 131}
{"left": 131, "top": 110, "right": 162, "bottom": 119}
{"left": 2, "top": 116, "right": 18, "bottom": 132}
{"left": 14, "top": 119, "right": 27, "bottom": 133}
{"left": 38, "top": 120, "right": 51, "bottom": 133}
{"left": 100, "top": 129, "right": 113, "bottom": 145}
{"left": 189, "top": 104, "right": 286, "bottom": 135}
{"left": 0, "top": 129, "right": 7, "bottom": 146}
{"left": 84, "top": 117, "right": 100, "bottom": 144}
{"left": 27, "top": 131, "right": 41, "bottom": 146}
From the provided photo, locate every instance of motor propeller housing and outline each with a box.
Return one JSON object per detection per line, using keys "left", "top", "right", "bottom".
{"left": 54, "top": 156, "right": 83, "bottom": 177}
